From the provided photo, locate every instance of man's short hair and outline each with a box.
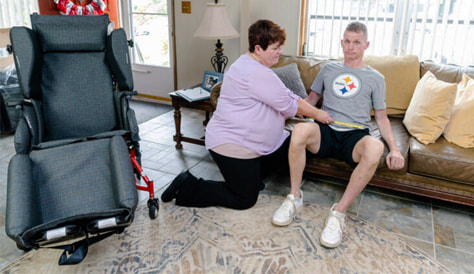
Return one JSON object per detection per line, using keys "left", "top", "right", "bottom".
{"left": 345, "top": 22, "right": 368, "bottom": 41}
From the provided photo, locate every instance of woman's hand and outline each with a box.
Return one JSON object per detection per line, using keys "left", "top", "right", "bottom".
{"left": 314, "top": 109, "right": 334, "bottom": 125}
{"left": 296, "top": 96, "right": 333, "bottom": 125}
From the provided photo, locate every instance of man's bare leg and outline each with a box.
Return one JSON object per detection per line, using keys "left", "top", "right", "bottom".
{"left": 334, "top": 136, "right": 384, "bottom": 213}
{"left": 272, "top": 122, "right": 322, "bottom": 226}
{"left": 320, "top": 136, "right": 384, "bottom": 248}
{"left": 288, "top": 122, "right": 322, "bottom": 197}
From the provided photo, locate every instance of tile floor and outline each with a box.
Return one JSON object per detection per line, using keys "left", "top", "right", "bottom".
{"left": 0, "top": 106, "right": 473, "bottom": 273}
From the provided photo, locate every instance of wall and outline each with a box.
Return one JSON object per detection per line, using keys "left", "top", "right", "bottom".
{"left": 247, "top": 0, "right": 301, "bottom": 55}
{"left": 174, "top": 0, "right": 301, "bottom": 89}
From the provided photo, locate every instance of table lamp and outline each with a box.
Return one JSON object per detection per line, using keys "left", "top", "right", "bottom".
{"left": 193, "top": 0, "right": 240, "bottom": 73}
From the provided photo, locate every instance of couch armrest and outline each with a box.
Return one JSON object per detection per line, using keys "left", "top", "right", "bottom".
{"left": 210, "top": 82, "right": 222, "bottom": 109}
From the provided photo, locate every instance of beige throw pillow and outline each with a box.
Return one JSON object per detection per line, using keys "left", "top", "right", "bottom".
{"left": 443, "top": 74, "right": 474, "bottom": 148}
{"left": 403, "top": 71, "right": 457, "bottom": 144}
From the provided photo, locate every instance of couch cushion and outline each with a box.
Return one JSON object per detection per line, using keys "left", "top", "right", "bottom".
{"left": 403, "top": 71, "right": 457, "bottom": 145}
{"left": 409, "top": 137, "right": 474, "bottom": 184}
{"left": 363, "top": 55, "right": 420, "bottom": 115}
{"left": 369, "top": 117, "right": 409, "bottom": 173}
{"left": 420, "top": 60, "right": 474, "bottom": 83}
{"left": 274, "top": 55, "right": 333, "bottom": 92}
{"left": 272, "top": 63, "right": 308, "bottom": 98}
{"left": 443, "top": 74, "right": 474, "bottom": 148}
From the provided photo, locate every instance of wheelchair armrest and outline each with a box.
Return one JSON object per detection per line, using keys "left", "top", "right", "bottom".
{"left": 7, "top": 100, "right": 24, "bottom": 107}
{"left": 14, "top": 104, "right": 41, "bottom": 153}
{"left": 124, "top": 90, "right": 138, "bottom": 97}
{"left": 6, "top": 154, "right": 41, "bottom": 243}
{"left": 109, "top": 136, "right": 138, "bottom": 209}
{"left": 14, "top": 119, "right": 30, "bottom": 154}
{"left": 114, "top": 91, "right": 140, "bottom": 142}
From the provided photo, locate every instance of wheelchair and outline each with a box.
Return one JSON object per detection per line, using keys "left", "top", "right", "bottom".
{"left": 5, "top": 13, "right": 158, "bottom": 265}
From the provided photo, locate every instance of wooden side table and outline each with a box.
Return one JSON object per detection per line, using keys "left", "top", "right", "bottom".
{"left": 170, "top": 93, "right": 215, "bottom": 149}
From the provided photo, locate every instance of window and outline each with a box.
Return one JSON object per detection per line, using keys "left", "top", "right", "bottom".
{"left": 301, "top": 0, "right": 474, "bottom": 65}
{"left": 0, "top": 0, "right": 38, "bottom": 28}
{"left": 128, "top": 0, "right": 170, "bottom": 67}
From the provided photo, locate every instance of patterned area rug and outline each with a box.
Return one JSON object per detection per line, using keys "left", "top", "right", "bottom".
{"left": 2, "top": 194, "right": 448, "bottom": 273}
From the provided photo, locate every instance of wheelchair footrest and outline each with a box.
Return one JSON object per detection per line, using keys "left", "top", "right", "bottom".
{"left": 33, "top": 224, "right": 84, "bottom": 245}
{"left": 87, "top": 215, "right": 132, "bottom": 233}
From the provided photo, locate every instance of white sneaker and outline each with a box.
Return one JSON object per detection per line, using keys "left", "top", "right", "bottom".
{"left": 320, "top": 203, "right": 346, "bottom": 248}
{"left": 272, "top": 191, "right": 303, "bottom": 226}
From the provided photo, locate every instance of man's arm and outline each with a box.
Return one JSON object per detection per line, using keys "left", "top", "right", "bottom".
{"left": 374, "top": 109, "right": 405, "bottom": 170}
{"left": 304, "top": 90, "right": 321, "bottom": 106}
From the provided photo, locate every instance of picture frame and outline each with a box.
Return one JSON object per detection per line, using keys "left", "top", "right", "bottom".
{"left": 201, "top": 70, "right": 223, "bottom": 91}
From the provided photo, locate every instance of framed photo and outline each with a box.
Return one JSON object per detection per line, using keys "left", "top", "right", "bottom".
{"left": 201, "top": 70, "right": 223, "bottom": 91}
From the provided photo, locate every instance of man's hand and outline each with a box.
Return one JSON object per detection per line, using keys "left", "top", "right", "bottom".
{"left": 386, "top": 150, "right": 404, "bottom": 170}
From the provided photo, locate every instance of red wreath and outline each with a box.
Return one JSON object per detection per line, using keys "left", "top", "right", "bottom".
{"left": 54, "top": 0, "right": 106, "bottom": 15}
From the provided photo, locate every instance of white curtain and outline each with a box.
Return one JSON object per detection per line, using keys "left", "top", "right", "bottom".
{"left": 304, "top": 0, "right": 474, "bottom": 65}
{"left": 0, "top": 0, "right": 39, "bottom": 28}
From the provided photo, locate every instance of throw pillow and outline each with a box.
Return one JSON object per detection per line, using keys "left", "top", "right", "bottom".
{"left": 272, "top": 63, "right": 308, "bottom": 98}
{"left": 443, "top": 74, "right": 474, "bottom": 148}
{"left": 403, "top": 71, "right": 457, "bottom": 145}
{"left": 364, "top": 55, "right": 420, "bottom": 115}
{"left": 420, "top": 60, "right": 474, "bottom": 83}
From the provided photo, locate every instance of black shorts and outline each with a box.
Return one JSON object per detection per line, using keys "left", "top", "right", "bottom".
{"left": 308, "top": 121, "right": 370, "bottom": 168}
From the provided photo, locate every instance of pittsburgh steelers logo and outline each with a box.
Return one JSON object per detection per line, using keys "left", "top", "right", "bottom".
{"left": 332, "top": 73, "right": 361, "bottom": 98}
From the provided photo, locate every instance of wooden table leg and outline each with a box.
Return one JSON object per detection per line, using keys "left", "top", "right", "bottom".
{"left": 203, "top": 111, "right": 210, "bottom": 126}
{"left": 173, "top": 103, "right": 183, "bottom": 149}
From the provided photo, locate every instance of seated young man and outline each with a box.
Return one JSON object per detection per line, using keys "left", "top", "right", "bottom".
{"left": 272, "top": 22, "right": 405, "bottom": 248}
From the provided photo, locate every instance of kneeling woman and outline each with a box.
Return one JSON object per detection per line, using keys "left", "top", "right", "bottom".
{"left": 161, "top": 19, "right": 330, "bottom": 209}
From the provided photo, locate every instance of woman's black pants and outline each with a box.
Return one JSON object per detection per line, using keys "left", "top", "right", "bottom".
{"left": 175, "top": 136, "right": 291, "bottom": 209}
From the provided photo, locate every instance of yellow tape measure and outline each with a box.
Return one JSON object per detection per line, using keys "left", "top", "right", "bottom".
{"left": 303, "top": 117, "right": 364, "bottom": 129}
{"left": 333, "top": 121, "right": 364, "bottom": 129}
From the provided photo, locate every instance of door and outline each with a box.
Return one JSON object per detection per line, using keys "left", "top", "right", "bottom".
{"left": 121, "top": 0, "right": 175, "bottom": 100}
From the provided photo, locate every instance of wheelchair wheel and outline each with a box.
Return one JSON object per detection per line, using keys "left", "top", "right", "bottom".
{"left": 147, "top": 198, "right": 159, "bottom": 219}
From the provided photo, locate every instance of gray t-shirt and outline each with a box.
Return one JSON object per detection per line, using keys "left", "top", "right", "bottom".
{"left": 311, "top": 61, "right": 386, "bottom": 131}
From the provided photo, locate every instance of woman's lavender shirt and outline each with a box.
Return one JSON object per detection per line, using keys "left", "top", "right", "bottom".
{"left": 205, "top": 54, "right": 299, "bottom": 155}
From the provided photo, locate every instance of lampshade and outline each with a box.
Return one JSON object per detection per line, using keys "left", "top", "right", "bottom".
{"left": 193, "top": 3, "right": 240, "bottom": 39}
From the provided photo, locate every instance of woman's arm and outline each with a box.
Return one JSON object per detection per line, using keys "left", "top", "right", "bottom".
{"left": 296, "top": 93, "right": 333, "bottom": 124}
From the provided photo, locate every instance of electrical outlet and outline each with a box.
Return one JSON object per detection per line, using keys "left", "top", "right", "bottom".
{"left": 182, "top": 1, "right": 191, "bottom": 14}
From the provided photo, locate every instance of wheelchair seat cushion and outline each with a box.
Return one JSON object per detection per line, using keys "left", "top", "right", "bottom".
{"left": 6, "top": 135, "right": 138, "bottom": 240}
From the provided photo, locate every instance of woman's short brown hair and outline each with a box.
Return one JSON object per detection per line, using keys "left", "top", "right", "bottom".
{"left": 248, "top": 20, "right": 286, "bottom": 53}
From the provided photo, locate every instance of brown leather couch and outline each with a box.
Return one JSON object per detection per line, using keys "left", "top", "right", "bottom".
{"left": 210, "top": 54, "right": 474, "bottom": 206}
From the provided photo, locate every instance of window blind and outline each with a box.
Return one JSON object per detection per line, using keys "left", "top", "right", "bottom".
{"left": 0, "top": 0, "right": 39, "bottom": 28}
{"left": 303, "top": 0, "right": 474, "bottom": 65}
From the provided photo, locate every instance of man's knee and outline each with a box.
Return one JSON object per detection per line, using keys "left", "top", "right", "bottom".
{"left": 291, "top": 122, "right": 319, "bottom": 146}
{"left": 365, "top": 138, "right": 384, "bottom": 163}
{"left": 370, "top": 138, "right": 385, "bottom": 156}
{"left": 356, "top": 137, "right": 384, "bottom": 164}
